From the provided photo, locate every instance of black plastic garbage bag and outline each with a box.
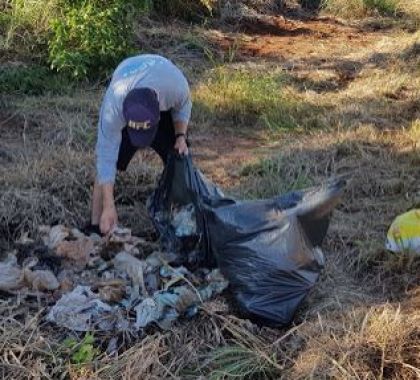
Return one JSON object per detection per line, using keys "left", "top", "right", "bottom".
{"left": 202, "top": 177, "right": 347, "bottom": 326}
{"left": 147, "top": 152, "right": 224, "bottom": 268}
{"left": 148, "top": 152, "right": 347, "bottom": 326}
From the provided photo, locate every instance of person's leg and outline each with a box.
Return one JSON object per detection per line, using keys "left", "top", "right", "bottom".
{"left": 116, "top": 127, "right": 139, "bottom": 171}
{"left": 150, "top": 111, "right": 176, "bottom": 163}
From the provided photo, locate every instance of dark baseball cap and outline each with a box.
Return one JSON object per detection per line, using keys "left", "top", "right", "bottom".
{"left": 122, "top": 88, "right": 160, "bottom": 148}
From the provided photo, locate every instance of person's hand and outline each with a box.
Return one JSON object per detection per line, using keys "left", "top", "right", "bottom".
{"left": 174, "top": 135, "right": 188, "bottom": 155}
{"left": 100, "top": 205, "right": 118, "bottom": 235}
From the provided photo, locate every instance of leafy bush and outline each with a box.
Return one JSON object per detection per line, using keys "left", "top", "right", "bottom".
{"left": 48, "top": 0, "right": 149, "bottom": 78}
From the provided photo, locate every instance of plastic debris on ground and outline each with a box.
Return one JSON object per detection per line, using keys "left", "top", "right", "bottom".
{"left": 2, "top": 153, "right": 346, "bottom": 333}
{"left": 0, "top": 254, "right": 25, "bottom": 291}
{"left": 46, "top": 286, "right": 117, "bottom": 331}
{"left": 385, "top": 209, "right": 420, "bottom": 255}
{"left": 2, "top": 223, "right": 228, "bottom": 333}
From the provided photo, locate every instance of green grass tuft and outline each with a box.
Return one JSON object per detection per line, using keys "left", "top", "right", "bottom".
{"left": 193, "top": 68, "right": 323, "bottom": 133}
{"left": 239, "top": 155, "right": 314, "bottom": 199}
{"left": 206, "top": 345, "right": 278, "bottom": 380}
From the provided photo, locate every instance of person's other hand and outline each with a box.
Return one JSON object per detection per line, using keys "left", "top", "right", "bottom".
{"left": 174, "top": 136, "right": 188, "bottom": 155}
{"left": 100, "top": 205, "right": 118, "bottom": 235}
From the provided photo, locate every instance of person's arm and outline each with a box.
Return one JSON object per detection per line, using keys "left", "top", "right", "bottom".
{"left": 172, "top": 90, "right": 192, "bottom": 155}
{"left": 94, "top": 89, "right": 125, "bottom": 234}
{"left": 99, "top": 183, "right": 117, "bottom": 234}
{"left": 174, "top": 120, "right": 189, "bottom": 154}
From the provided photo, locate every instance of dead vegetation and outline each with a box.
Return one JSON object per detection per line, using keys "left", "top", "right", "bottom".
{"left": 0, "top": 4, "right": 419, "bottom": 379}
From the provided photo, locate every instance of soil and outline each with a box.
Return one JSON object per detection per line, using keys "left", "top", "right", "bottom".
{"left": 211, "top": 15, "right": 375, "bottom": 61}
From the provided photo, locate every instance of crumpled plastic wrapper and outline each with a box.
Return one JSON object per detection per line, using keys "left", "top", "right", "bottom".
{"left": 46, "top": 286, "right": 123, "bottom": 331}
{"left": 134, "top": 269, "right": 228, "bottom": 330}
{"left": 0, "top": 255, "right": 25, "bottom": 291}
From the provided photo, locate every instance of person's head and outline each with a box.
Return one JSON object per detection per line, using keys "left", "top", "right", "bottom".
{"left": 123, "top": 88, "right": 160, "bottom": 147}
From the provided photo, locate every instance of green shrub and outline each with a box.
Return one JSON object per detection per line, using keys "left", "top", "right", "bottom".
{"left": 0, "top": 0, "right": 59, "bottom": 59}
{"left": 1, "top": 0, "right": 218, "bottom": 80}
{"left": 0, "top": 65, "right": 72, "bottom": 95}
{"left": 152, "top": 0, "right": 216, "bottom": 19}
{"left": 48, "top": 0, "right": 150, "bottom": 79}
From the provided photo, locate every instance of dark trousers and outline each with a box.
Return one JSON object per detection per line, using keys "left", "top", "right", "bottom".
{"left": 117, "top": 111, "right": 176, "bottom": 171}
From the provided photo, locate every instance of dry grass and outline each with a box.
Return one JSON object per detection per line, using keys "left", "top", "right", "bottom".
{"left": 397, "top": 0, "right": 420, "bottom": 22}
{"left": 0, "top": 0, "right": 60, "bottom": 60}
{"left": 0, "top": 11, "right": 419, "bottom": 380}
{"left": 292, "top": 304, "right": 420, "bottom": 379}
{"left": 321, "top": 0, "right": 420, "bottom": 21}
{"left": 0, "top": 90, "right": 160, "bottom": 243}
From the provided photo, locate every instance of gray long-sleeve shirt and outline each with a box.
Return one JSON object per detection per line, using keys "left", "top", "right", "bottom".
{"left": 95, "top": 54, "right": 192, "bottom": 184}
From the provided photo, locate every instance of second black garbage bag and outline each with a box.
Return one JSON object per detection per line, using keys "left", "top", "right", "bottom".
{"left": 202, "top": 177, "right": 347, "bottom": 326}
{"left": 148, "top": 153, "right": 347, "bottom": 326}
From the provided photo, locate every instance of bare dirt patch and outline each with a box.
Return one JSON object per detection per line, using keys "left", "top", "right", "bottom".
{"left": 209, "top": 16, "right": 374, "bottom": 60}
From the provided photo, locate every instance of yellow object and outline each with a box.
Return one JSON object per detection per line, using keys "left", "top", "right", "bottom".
{"left": 385, "top": 209, "right": 420, "bottom": 255}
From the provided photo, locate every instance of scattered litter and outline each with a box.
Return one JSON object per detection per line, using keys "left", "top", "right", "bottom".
{"left": 134, "top": 298, "right": 160, "bottom": 329}
{"left": 41, "top": 225, "right": 70, "bottom": 249}
{"left": 113, "top": 252, "right": 147, "bottom": 298}
{"left": 6, "top": 153, "right": 342, "bottom": 335}
{"left": 171, "top": 204, "right": 197, "bottom": 237}
{"left": 0, "top": 255, "right": 24, "bottom": 291}
{"left": 58, "top": 276, "right": 73, "bottom": 293}
{"left": 109, "top": 226, "right": 146, "bottom": 246}
{"left": 144, "top": 250, "right": 178, "bottom": 268}
{"left": 386, "top": 209, "right": 420, "bottom": 255}
{"left": 93, "top": 279, "right": 126, "bottom": 303}
{"left": 134, "top": 269, "right": 228, "bottom": 330}
{"left": 37, "top": 227, "right": 228, "bottom": 333}
{"left": 46, "top": 286, "right": 119, "bottom": 331}
{"left": 21, "top": 257, "right": 59, "bottom": 291}
{"left": 71, "top": 228, "right": 86, "bottom": 239}
{"left": 24, "top": 268, "right": 59, "bottom": 291}
{"left": 55, "top": 238, "right": 95, "bottom": 267}
{"left": 106, "top": 337, "right": 118, "bottom": 357}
